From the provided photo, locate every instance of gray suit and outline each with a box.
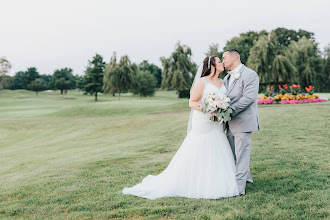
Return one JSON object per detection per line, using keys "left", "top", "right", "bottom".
{"left": 223, "top": 64, "right": 260, "bottom": 195}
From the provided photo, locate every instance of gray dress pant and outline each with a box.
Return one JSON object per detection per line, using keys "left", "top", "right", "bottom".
{"left": 226, "top": 126, "right": 253, "bottom": 195}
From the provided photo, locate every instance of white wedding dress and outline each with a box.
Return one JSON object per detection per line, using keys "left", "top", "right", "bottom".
{"left": 122, "top": 78, "right": 239, "bottom": 199}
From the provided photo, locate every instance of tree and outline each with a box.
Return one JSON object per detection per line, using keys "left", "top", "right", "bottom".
{"left": 160, "top": 42, "right": 197, "bottom": 97}
{"left": 271, "top": 54, "right": 297, "bottom": 85}
{"left": 0, "top": 57, "right": 11, "bottom": 76}
{"left": 11, "top": 71, "right": 25, "bottom": 89}
{"left": 132, "top": 70, "right": 157, "bottom": 99}
{"left": 39, "top": 74, "right": 52, "bottom": 90}
{"left": 247, "top": 31, "right": 300, "bottom": 88}
{"left": 0, "top": 75, "right": 13, "bottom": 90}
{"left": 103, "top": 54, "right": 118, "bottom": 96}
{"left": 82, "top": 54, "right": 105, "bottom": 101}
{"left": 22, "top": 67, "right": 40, "bottom": 89}
{"left": 103, "top": 53, "right": 136, "bottom": 100}
{"left": 75, "top": 75, "right": 85, "bottom": 93}
{"left": 138, "top": 60, "right": 162, "bottom": 88}
{"left": 51, "top": 68, "right": 75, "bottom": 93}
{"left": 0, "top": 57, "right": 12, "bottom": 96}
{"left": 55, "top": 77, "right": 71, "bottom": 94}
{"left": 287, "top": 37, "right": 323, "bottom": 89}
{"left": 322, "top": 44, "right": 330, "bottom": 92}
{"left": 223, "top": 31, "right": 266, "bottom": 64}
{"left": 247, "top": 32, "right": 278, "bottom": 86}
{"left": 205, "top": 43, "right": 223, "bottom": 58}
{"left": 274, "top": 27, "right": 315, "bottom": 47}
{"left": 206, "top": 28, "right": 327, "bottom": 91}
{"left": 28, "top": 78, "right": 46, "bottom": 95}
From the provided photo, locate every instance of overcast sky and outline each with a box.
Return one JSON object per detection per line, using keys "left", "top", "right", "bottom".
{"left": 1, "top": 0, "right": 329, "bottom": 76}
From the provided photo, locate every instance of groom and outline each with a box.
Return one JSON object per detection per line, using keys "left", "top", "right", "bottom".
{"left": 222, "top": 49, "right": 260, "bottom": 196}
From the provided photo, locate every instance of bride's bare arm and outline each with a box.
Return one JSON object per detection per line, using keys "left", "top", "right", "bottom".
{"left": 189, "top": 80, "right": 204, "bottom": 112}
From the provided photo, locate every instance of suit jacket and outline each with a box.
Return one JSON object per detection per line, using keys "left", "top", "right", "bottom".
{"left": 223, "top": 64, "right": 260, "bottom": 133}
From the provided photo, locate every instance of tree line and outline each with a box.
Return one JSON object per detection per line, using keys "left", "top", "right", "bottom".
{"left": 0, "top": 27, "right": 329, "bottom": 100}
{"left": 0, "top": 54, "right": 162, "bottom": 100}
{"left": 206, "top": 28, "right": 329, "bottom": 92}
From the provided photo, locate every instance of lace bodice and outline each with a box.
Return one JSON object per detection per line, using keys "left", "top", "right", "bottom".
{"left": 187, "top": 77, "right": 228, "bottom": 135}
{"left": 200, "top": 77, "right": 227, "bottom": 104}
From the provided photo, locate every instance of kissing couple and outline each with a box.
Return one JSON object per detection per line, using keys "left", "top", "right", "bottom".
{"left": 123, "top": 49, "right": 260, "bottom": 199}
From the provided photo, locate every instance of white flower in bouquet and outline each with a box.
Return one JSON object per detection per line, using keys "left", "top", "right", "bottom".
{"left": 202, "top": 92, "right": 236, "bottom": 123}
{"left": 219, "top": 94, "right": 226, "bottom": 101}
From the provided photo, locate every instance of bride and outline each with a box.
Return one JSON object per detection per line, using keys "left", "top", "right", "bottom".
{"left": 122, "top": 56, "right": 239, "bottom": 199}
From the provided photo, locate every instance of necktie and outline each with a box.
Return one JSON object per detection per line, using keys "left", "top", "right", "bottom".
{"left": 228, "top": 71, "right": 234, "bottom": 88}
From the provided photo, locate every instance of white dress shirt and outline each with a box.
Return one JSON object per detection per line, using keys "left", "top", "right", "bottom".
{"left": 228, "top": 63, "right": 242, "bottom": 88}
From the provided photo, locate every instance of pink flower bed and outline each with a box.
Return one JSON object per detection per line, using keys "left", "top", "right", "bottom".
{"left": 257, "top": 99, "right": 274, "bottom": 105}
{"left": 257, "top": 98, "right": 327, "bottom": 105}
{"left": 278, "top": 98, "right": 327, "bottom": 104}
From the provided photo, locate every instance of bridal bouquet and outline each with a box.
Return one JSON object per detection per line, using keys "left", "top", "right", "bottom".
{"left": 202, "top": 92, "right": 235, "bottom": 123}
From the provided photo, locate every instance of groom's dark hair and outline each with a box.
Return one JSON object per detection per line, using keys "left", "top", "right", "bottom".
{"left": 224, "top": 49, "right": 240, "bottom": 59}
{"left": 224, "top": 49, "right": 240, "bottom": 54}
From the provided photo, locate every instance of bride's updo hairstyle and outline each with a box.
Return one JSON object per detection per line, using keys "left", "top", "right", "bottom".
{"left": 201, "top": 56, "right": 216, "bottom": 77}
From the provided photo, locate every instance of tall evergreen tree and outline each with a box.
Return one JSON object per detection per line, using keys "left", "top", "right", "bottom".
{"left": 82, "top": 54, "right": 106, "bottom": 101}
{"left": 75, "top": 75, "right": 85, "bottom": 93}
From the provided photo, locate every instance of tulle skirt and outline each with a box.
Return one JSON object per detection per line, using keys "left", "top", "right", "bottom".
{"left": 122, "top": 110, "right": 239, "bottom": 199}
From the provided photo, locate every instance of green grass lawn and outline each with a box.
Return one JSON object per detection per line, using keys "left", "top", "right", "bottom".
{"left": 0, "top": 90, "right": 329, "bottom": 219}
